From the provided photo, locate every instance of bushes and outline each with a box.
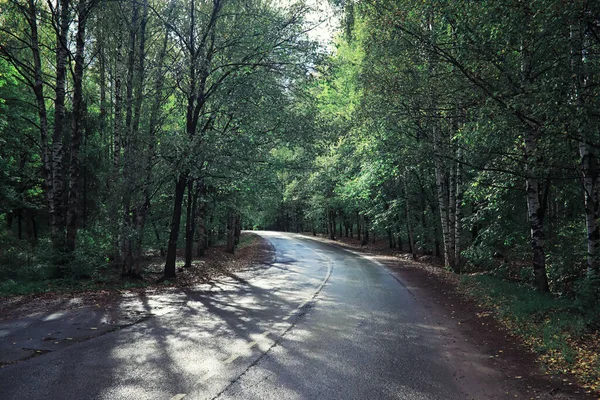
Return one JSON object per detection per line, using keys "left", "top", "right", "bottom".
{"left": 573, "top": 276, "right": 600, "bottom": 329}
{"left": 460, "top": 273, "right": 600, "bottom": 391}
{"left": 0, "top": 227, "right": 112, "bottom": 297}
{"left": 460, "top": 274, "right": 589, "bottom": 354}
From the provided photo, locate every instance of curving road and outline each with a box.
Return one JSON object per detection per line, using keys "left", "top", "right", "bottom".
{"left": 0, "top": 231, "right": 469, "bottom": 399}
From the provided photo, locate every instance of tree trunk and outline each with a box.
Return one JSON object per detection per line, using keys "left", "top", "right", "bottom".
{"left": 387, "top": 228, "right": 394, "bottom": 249}
{"left": 197, "top": 208, "right": 206, "bottom": 257}
{"left": 65, "top": 0, "right": 88, "bottom": 252}
{"left": 111, "top": 48, "right": 124, "bottom": 267}
{"left": 226, "top": 211, "right": 235, "bottom": 254}
{"left": 572, "top": 19, "right": 600, "bottom": 277}
{"left": 429, "top": 199, "right": 441, "bottom": 257}
{"left": 235, "top": 214, "right": 241, "bottom": 245}
{"left": 152, "top": 219, "right": 165, "bottom": 256}
{"left": 164, "top": 175, "right": 187, "bottom": 279}
{"left": 120, "top": 0, "right": 140, "bottom": 276}
{"left": 99, "top": 25, "right": 107, "bottom": 152}
{"left": 356, "top": 211, "right": 361, "bottom": 241}
{"left": 521, "top": 17, "right": 550, "bottom": 292}
{"left": 30, "top": 211, "right": 38, "bottom": 242}
{"left": 49, "top": 0, "right": 71, "bottom": 250}
{"left": 27, "top": 0, "right": 52, "bottom": 230}
{"left": 328, "top": 209, "right": 335, "bottom": 240}
{"left": 454, "top": 145, "right": 463, "bottom": 272}
{"left": 208, "top": 210, "right": 214, "bottom": 248}
{"left": 184, "top": 180, "right": 196, "bottom": 268}
{"left": 17, "top": 209, "right": 22, "bottom": 240}
{"left": 580, "top": 144, "right": 600, "bottom": 277}
{"left": 404, "top": 178, "right": 417, "bottom": 260}
{"left": 420, "top": 198, "right": 429, "bottom": 255}
{"left": 129, "top": 0, "right": 168, "bottom": 276}
{"left": 434, "top": 124, "right": 455, "bottom": 270}
{"left": 448, "top": 150, "right": 457, "bottom": 263}
{"left": 362, "top": 216, "right": 369, "bottom": 246}
{"left": 524, "top": 129, "right": 550, "bottom": 292}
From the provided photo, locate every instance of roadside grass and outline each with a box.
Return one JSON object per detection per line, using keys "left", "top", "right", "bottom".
{"left": 0, "top": 270, "right": 152, "bottom": 298}
{"left": 237, "top": 232, "right": 256, "bottom": 248}
{"left": 459, "top": 274, "right": 600, "bottom": 394}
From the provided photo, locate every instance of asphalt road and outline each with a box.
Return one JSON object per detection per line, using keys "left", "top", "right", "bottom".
{"left": 0, "top": 231, "right": 468, "bottom": 400}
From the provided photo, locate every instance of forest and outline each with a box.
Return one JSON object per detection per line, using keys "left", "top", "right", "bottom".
{"left": 1, "top": 0, "right": 600, "bottom": 312}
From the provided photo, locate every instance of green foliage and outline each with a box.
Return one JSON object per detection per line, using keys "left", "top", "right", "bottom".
{"left": 0, "top": 226, "right": 115, "bottom": 296}
{"left": 461, "top": 245, "right": 496, "bottom": 273}
{"left": 461, "top": 273, "right": 600, "bottom": 388}
{"left": 573, "top": 276, "right": 600, "bottom": 328}
{"left": 461, "top": 275, "right": 590, "bottom": 352}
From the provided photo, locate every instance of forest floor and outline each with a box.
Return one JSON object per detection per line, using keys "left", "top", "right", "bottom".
{"left": 0, "top": 232, "right": 273, "bottom": 318}
{"left": 0, "top": 232, "right": 274, "bottom": 366}
{"left": 300, "top": 233, "right": 600, "bottom": 398}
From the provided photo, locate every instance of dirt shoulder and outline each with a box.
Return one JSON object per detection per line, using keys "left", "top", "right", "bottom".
{"left": 0, "top": 232, "right": 274, "bottom": 366}
{"left": 300, "top": 233, "right": 597, "bottom": 399}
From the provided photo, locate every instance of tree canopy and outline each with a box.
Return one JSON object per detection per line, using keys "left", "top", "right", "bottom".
{"left": 1, "top": 0, "right": 600, "bottom": 303}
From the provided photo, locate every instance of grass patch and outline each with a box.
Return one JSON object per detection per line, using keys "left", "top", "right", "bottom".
{"left": 459, "top": 274, "right": 600, "bottom": 394}
{"left": 237, "top": 232, "right": 258, "bottom": 249}
{"left": 0, "top": 275, "right": 151, "bottom": 298}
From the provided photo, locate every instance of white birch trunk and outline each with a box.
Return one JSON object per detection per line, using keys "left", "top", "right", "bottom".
{"left": 571, "top": 19, "right": 600, "bottom": 277}
{"left": 434, "top": 124, "right": 454, "bottom": 270}
{"left": 523, "top": 129, "right": 550, "bottom": 292}
{"left": 455, "top": 145, "right": 463, "bottom": 271}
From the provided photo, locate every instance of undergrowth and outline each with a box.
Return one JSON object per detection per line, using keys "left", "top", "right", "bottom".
{"left": 459, "top": 274, "right": 600, "bottom": 393}
{"left": 0, "top": 232, "right": 261, "bottom": 298}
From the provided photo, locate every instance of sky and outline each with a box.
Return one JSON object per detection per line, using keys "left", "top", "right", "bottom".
{"left": 275, "top": 0, "right": 340, "bottom": 50}
{"left": 303, "top": 0, "right": 339, "bottom": 47}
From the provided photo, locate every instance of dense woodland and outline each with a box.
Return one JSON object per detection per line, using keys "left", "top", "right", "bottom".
{"left": 1, "top": 0, "right": 600, "bottom": 309}
{"left": 266, "top": 0, "right": 600, "bottom": 300}
{"left": 0, "top": 0, "right": 317, "bottom": 285}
